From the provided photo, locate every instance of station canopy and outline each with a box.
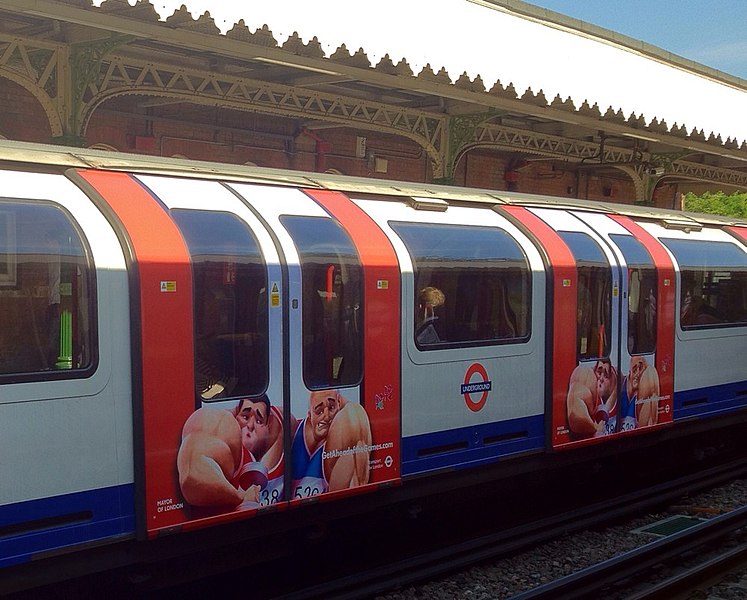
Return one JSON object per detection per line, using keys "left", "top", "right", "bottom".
{"left": 0, "top": 0, "right": 745, "bottom": 186}
{"left": 156, "top": 0, "right": 746, "bottom": 144}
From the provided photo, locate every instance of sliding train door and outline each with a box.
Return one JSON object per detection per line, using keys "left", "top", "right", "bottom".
{"left": 227, "top": 184, "right": 401, "bottom": 503}
{"left": 528, "top": 207, "right": 674, "bottom": 449}
{"left": 535, "top": 208, "right": 623, "bottom": 446}
{"left": 576, "top": 212, "right": 675, "bottom": 435}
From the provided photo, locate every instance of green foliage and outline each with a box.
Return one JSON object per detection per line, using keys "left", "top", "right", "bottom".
{"left": 683, "top": 191, "right": 747, "bottom": 218}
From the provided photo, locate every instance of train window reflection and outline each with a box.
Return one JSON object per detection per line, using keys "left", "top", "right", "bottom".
{"left": 280, "top": 216, "right": 363, "bottom": 389}
{"left": 558, "top": 231, "right": 612, "bottom": 360}
{"left": 171, "top": 209, "right": 268, "bottom": 401}
{"left": 390, "top": 222, "right": 531, "bottom": 349}
{"left": 610, "top": 234, "right": 657, "bottom": 355}
{"left": 0, "top": 202, "right": 95, "bottom": 379}
{"left": 661, "top": 238, "right": 747, "bottom": 329}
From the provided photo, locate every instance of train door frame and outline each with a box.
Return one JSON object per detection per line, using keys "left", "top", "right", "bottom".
{"left": 302, "top": 189, "right": 402, "bottom": 492}
{"left": 527, "top": 207, "right": 624, "bottom": 448}
{"left": 133, "top": 175, "right": 287, "bottom": 513}
{"left": 607, "top": 215, "right": 676, "bottom": 432}
{"left": 77, "top": 169, "right": 196, "bottom": 538}
{"left": 227, "top": 184, "right": 401, "bottom": 503}
{"left": 496, "top": 205, "right": 577, "bottom": 451}
{"left": 574, "top": 212, "right": 675, "bottom": 435}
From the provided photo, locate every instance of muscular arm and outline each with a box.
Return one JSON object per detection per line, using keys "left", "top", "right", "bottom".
{"left": 566, "top": 367, "right": 603, "bottom": 437}
{"left": 324, "top": 402, "right": 372, "bottom": 491}
{"left": 176, "top": 408, "right": 257, "bottom": 508}
{"left": 177, "top": 431, "right": 245, "bottom": 507}
{"left": 636, "top": 367, "right": 660, "bottom": 427}
{"left": 566, "top": 381, "right": 602, "bottom": 436}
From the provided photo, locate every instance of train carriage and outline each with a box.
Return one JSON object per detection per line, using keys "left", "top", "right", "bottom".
{"left": 0, "top": 140, "right": 745, "bottom": 585}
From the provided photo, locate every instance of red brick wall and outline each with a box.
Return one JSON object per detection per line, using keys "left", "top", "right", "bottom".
{"left": 0, "top": 85, "right": 720, "bottom": 205}
{"left": 0, "top": 80, "right": 53, "bottom": 141}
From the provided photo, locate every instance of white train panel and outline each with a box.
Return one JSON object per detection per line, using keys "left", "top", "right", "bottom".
{"left": 0, "top": 170, "right": 132, "bottom": 503}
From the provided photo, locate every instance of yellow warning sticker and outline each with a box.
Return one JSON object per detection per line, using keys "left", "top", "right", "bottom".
{"left": 271, "top": 281, "right": 280, "bottom": 307}
{"left": 160, "top": 281, "right": 176, "bottom": 293}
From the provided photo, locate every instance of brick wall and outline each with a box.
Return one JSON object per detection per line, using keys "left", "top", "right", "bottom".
{"left": 0, "top": 88, "right": 726, "bottom": 204}
{"left": 0, "top": 80, "right": 53, "bottom": 142}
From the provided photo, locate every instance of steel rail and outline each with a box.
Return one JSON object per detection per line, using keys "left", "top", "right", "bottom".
{"left": 512, "top": 505, "right": 747, "bottom": 600}
{"left": 624, "top": 540, "right": 747, "bottom": 600}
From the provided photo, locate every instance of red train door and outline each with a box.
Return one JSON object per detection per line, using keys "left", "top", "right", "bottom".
{"left": 504, "top": 205, "right": 674, "bottom": 449}
{"left": 608, "top": 215, "right": 676, "bottom": 433}
{"left": 302, "top": 189, "right": 401, "bottom": 494}
{"left": 225, "top": 183, "right": 402, "bottom": 504}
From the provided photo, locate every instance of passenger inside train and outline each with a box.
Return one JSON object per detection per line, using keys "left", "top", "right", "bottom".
{"left": 416, "top": 286, "right": 446, "bottom": 345}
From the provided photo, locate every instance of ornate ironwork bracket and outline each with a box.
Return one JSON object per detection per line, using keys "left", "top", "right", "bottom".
{"left": 63, "top": 35, "right": 134, "bottom": 144}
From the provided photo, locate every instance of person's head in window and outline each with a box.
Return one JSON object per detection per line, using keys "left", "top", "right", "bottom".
{"left": 416, "top": 286, "right": 445, "bottom": 345}
{"left": 418, "top": 286, "right": 445, "bottom": 324}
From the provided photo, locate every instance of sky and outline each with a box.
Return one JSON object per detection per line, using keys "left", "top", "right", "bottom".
{"left": 525, "top": 0, "right": 747, "bottom": 80}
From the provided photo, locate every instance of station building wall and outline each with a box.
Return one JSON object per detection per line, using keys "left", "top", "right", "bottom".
{"left": 0, "top": 88, "right": 711, "bottom": 210}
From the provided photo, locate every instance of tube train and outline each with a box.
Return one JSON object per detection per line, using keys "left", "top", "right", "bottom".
{"left": 1, "top": 140, "right": 746, "bottom": 579}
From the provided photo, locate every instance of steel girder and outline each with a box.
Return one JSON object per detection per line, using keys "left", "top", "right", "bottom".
{"left": 1, "top": 33, "right": 745, "bottom": 196}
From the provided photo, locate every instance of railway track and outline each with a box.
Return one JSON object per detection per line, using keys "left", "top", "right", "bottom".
{"left": 11, "top": 452, "right": 747, "bottom": 599}
{"left": 269, "top": 457, "right": 747, "bottom": 600}
{"left": 513, "top": 505, "right": 747, "bottom": 600}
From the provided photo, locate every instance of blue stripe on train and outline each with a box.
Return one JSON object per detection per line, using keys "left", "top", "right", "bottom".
{"left": 0, "top": 484, "right": 135, "bottom": 568}
{"left": 674, "top": 380, "right": 747, "bottom": 420}
{"left": 402, "top": 415, "right": 544, "bottom": 477}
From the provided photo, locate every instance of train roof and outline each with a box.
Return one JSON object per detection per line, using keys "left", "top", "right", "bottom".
{"left": 1, "top": 138, "right": 745, "bottom": 231}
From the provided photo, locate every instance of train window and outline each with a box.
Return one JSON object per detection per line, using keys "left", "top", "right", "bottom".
{"left": 280, "top": 216, "right": 363, "bottom": 389}
{"left": 171, "top": 209, "right": 268, "bottom": 401}
{"left": 0, "top": 201, "right": 95, "bottom": 379}
{"left": 610, "top": 234, "right": 657, "bottom": 355}
{"left": 558, "top": 231, "right": 612, "bottom": 360}
{"left": 390, "top": 222, "right": 531, "bottom": 349}
{"left": 660, "top": 238, "right": 747, "bottom": 329}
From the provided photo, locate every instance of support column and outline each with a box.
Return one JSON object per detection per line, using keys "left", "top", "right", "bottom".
{"left": 432, "top": 111, "right": 496, "bottom": 185}
{"left": 51, "top": 36, "right": 132, "bottom": 146}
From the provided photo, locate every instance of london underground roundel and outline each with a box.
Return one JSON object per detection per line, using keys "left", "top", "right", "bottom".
{"left": 461, "top": 362, "right": 491, "bottom": 412}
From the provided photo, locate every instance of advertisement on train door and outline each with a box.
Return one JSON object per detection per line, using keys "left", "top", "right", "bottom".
{"left": 170, "top": 188, "right": 403, "bottom": 519}
{"left": 85, "top": 171, "right": 402, "bottom": 537}
{"left": 176, "top": 383, "right": 400, "bottom": 520}
{"left": 288, "top": 188, "right": 403, "bottom": 502}
{"left": 160, "top": 188, "right": 402, "bottom": 528}
{"left": 552, "top": 216, "right": 676, "bottom": 448}
{"left": 560, "top": 353, "right": 672, "bottom": 442}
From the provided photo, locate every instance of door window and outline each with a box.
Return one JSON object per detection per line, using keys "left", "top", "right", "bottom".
{"left": 610, "top": 234, "right": 657, "bottom": 354}
{"left": 280, "top": 216, "right": 363, "bottom": 389}
{"left": 558, "top": 231, "right": 612, "bottom": 360}
{"left": 171, "top": 209, "right": 269, "bottom": 401}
